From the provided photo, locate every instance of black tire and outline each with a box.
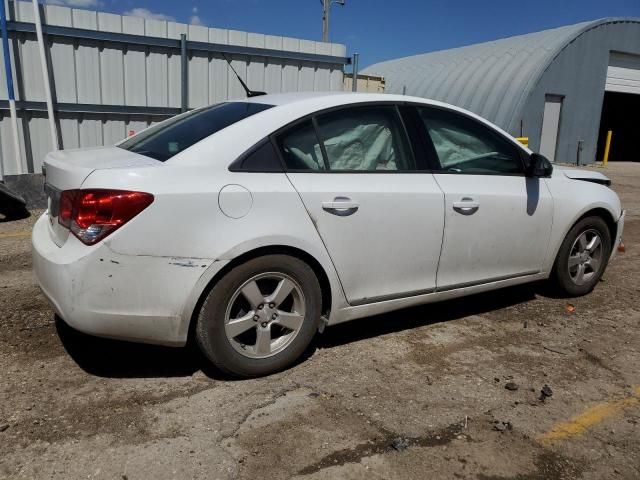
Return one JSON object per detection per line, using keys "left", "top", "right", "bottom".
{"left": 551, "top": 216, "right": 612, "bottom": 297}
{"left": 196, "top": 254, "right": 321, "bottom": 377}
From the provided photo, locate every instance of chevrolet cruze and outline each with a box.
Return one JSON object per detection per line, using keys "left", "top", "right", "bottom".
{"left": 32, "top": 92, "right": 625, "bottom": 377}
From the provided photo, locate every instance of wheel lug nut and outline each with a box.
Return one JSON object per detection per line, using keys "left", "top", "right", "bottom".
{"left": 261, "top": 322, "right": 268, "bottom": 328}
{"left": 272, "top": 314, "right": 277, "bottom": 320}
{"left": 258, "top": 304, "right": 263, "bottom": 310}
{"left": 269, "top": 303, "right": 275, "bottom": 308}
{"left": 253, "top": 315, "right": 259, "bottom": 321}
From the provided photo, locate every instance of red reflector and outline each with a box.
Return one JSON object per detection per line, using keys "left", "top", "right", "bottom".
{"left": 57, "top": 189, "right": 154, "bottom": 245}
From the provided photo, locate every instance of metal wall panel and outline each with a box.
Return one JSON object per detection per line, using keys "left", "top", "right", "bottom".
{"left": 188, "top": 24, "right": 209, "bottom": 107}
{"left": 227, "top": 29, "right": 248, "bottom": 101}
{"left": 122, "top": 16, "right": 146, "bottom": 106}
{"left": 45, "top": 5, "right": 76, "bottom": 103}
{"left": 72, "top": 9, "right": 100, "bottom": 104}
{"left": 281, "top": 37, "right": 299, "bottom": 92}
{"left": 167, "top": 21, "right": 188, "bottom": 108}
{"left": 208, "top": 27, "right": 229, "bottom": 103}
{"left": 0, "top": 0, "right": 347, "bottom": 176}
{"left": 98, "top": 12, "right": 124, "bottom": 105}
{"left": 145, "top": 19, "right": 168, "bottom": 107}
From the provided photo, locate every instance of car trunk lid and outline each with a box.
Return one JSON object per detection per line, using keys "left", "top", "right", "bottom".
{"left": 43, "top": 146, "right": 159, "bottom": 246}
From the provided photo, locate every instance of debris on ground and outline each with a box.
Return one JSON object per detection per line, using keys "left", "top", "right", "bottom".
{"left": 0, "top": 423, "right": 9, "bottom": 432}
{"left": 493, "top": 421, "right": 513, "bottom": 432}
{"left": 505, "top": 382, "right": 519, "bottom": 391}
{"left": 390, "top": 437, "right": 409, "bottom": 452}
{"left": 565, "top": 304, "right": 576, "bottom": 314}
{"left": 539, "top": 385, "right": 554, "bottom": 401}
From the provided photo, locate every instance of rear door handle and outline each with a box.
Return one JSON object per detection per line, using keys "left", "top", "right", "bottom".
{"left": 322, "top": 197, "right": 359, "bottom": 216}
{"left": 452, "top": 197, "right": 479, "bottom": 215}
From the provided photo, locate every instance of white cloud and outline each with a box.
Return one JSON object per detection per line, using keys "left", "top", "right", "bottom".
{"left": 123, "top": 7, "right": 176, "bottom": 22}
{"left": 46, "top": 0, "right": 101, "bottom": 8}
{"left": 189, "top": 15, "right": 204, "bottom": 26}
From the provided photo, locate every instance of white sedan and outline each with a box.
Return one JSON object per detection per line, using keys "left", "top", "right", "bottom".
{"left": 32, "top": 92, "right": 625, "bottom": 377}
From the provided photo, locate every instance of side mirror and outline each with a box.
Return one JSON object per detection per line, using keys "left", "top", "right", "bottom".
{"left": 526, "top": 153, "right": 553, "bottom": 177}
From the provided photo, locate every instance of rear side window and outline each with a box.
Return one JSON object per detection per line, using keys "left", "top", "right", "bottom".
{"left": 275, "top": 105, "right": 415, "bottom": 172}
{"left": 315, "top": 106, "right": 414, "bottom": 171}
{"left": 118, "top": 102, "right": 273, "bottom": 162}
{"left": 417, "top": 107, "right": 524, "bottom": 175}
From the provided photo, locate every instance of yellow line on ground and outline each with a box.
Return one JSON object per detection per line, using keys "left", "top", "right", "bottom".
{"left": 0, "top": 231, "right": 31, "bottom": 239}
{"left": 538, "top": 387, "right": 640, "bottom": 446}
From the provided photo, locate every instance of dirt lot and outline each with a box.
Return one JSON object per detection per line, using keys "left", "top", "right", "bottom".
{"left": 1, "top": 162, "right": 639, "bottom": 480}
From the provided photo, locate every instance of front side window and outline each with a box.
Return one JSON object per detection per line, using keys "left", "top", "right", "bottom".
{"left": 417, "top": 107, "right": 524, "bottom": 174}
{"left": 119, "top": 102, "right": 273, "bottom": 162}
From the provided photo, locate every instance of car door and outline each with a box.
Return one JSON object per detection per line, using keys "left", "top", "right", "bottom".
{"left": 414, "top": 105, "right": 554, "bottom": 289}
{"left": 275, "top": 104, "right": 445, "bottom": 305}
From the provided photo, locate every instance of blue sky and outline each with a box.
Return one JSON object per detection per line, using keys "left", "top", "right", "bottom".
{"left": 55, "top": 0, "right": 640, "bottom": 68}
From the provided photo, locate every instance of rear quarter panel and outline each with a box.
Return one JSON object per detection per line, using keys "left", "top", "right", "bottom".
{"left": 80, "top": 164, "right": 347, "bottom": 322}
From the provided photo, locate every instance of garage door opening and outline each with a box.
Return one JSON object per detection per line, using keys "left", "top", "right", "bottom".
{"left": 597, "top": 91, "right": 640, "bottom": 162}
{"left": 597, "top": 52, "right": 640, "bottom": 162}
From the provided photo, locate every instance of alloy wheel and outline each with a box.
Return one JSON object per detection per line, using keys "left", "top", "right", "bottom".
{"left": 224, "top": 272, "right": 306, "bottom": 359}
{"left": 568, "top": 229, "right": 603, "bottom": 286}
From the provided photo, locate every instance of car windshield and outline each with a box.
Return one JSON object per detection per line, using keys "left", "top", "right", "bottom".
{"left": 118, "top": 102, "right": 274, "bottom": 161}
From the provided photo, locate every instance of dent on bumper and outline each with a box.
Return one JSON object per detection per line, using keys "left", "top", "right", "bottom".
{"left": 32, "top": 213, "right": 215, "bottom": 346}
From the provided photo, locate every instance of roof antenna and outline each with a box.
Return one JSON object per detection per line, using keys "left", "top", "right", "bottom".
{"left": 222, "top": 54, "right": 266, "bottom": 98}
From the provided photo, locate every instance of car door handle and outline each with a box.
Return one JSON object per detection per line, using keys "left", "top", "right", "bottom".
{"left": 322, "top": 197, "right": 359, "bottom": 216}
{"left": 452, "top": 198, "right": 479, "bottom": 215}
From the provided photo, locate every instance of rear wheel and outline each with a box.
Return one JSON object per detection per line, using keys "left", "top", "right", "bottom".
{"left": 551, "top": 216, "right": 611, "bottom": 296}
{"left": 196, "top": 255, "right": 321, "bottom": 377}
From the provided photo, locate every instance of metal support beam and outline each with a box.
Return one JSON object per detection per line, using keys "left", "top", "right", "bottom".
{"left": 0, "top": 100, "right": 181, "bottom": 116}
{"left": 2, "top": 20, "right": 351, "bottom": 66}
{"left": 180, "top": 33, "right": 188, "bottom": 113}
{"left": 31, "top": 0, "right": 58, "bottom": 151}
{"left": 0, "top": 0, "right": 21, "bottom": 178}
{"left": 351, "top": 53, "right": 359, "bottom": 92}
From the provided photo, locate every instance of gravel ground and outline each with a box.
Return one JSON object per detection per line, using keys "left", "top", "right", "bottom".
{"left": 1, "top": 162, "right": 639, "bottom": 480}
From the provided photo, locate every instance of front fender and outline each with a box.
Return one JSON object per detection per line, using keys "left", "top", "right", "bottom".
{"left": 543, "top": 174, "right": 622, "bottom": 273}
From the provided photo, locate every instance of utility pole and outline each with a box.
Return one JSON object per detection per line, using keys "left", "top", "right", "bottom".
{"left": 321, "top": 0, "right": 345, "bottom": 42}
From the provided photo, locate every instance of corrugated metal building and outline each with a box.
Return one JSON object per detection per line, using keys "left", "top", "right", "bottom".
{"left": 364, "top": 18, "right": 640, "bottom": 164}
{"left": 0, "top": 0, "right": 348, "bottom": 194}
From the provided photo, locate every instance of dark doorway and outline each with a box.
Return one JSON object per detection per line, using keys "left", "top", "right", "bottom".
{"left": 596, "top": 91, "right": 640, "bottom": 162}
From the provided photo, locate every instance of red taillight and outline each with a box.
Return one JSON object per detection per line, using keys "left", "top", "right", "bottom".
{"left": 58, "top": 189, "right": 78, "bottom": 228}
{"left": 58, "top": 189, "right": 154, "bottom": 245}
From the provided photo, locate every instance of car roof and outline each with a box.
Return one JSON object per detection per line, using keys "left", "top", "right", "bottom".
{"left": 243, "top": 91, "right": 421, "bottom": 107}
{"left": 239, "top": 92, "right": 530, "bottom": 152}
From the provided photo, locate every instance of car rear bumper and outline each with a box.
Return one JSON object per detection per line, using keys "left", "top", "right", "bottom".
{"left": 32, "top": 213, "right": 214, "bottom": 346}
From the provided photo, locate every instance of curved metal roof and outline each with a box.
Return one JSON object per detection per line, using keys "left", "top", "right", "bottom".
{"left": 362, "top": 18, "right": 640, "bottom": 131}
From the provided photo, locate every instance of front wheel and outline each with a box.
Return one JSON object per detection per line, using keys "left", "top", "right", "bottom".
{"left": 196, "top": 254, "right": 322, "bottom": 377}
{"left": 551, "top": 216, "right": 612, "bottom": 296}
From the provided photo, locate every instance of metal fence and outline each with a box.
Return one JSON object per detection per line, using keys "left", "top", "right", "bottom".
{"left": 0, "top": 1, "right": 349, "bottom": 177}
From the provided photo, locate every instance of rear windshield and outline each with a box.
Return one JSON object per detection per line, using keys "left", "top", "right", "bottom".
{"left": 118, "top": 102, "right": 274, "bottom": 161}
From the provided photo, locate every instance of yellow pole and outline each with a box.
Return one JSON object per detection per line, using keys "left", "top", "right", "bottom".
{"left": 603, "top": 130, "right": 612, "bottom": 166}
